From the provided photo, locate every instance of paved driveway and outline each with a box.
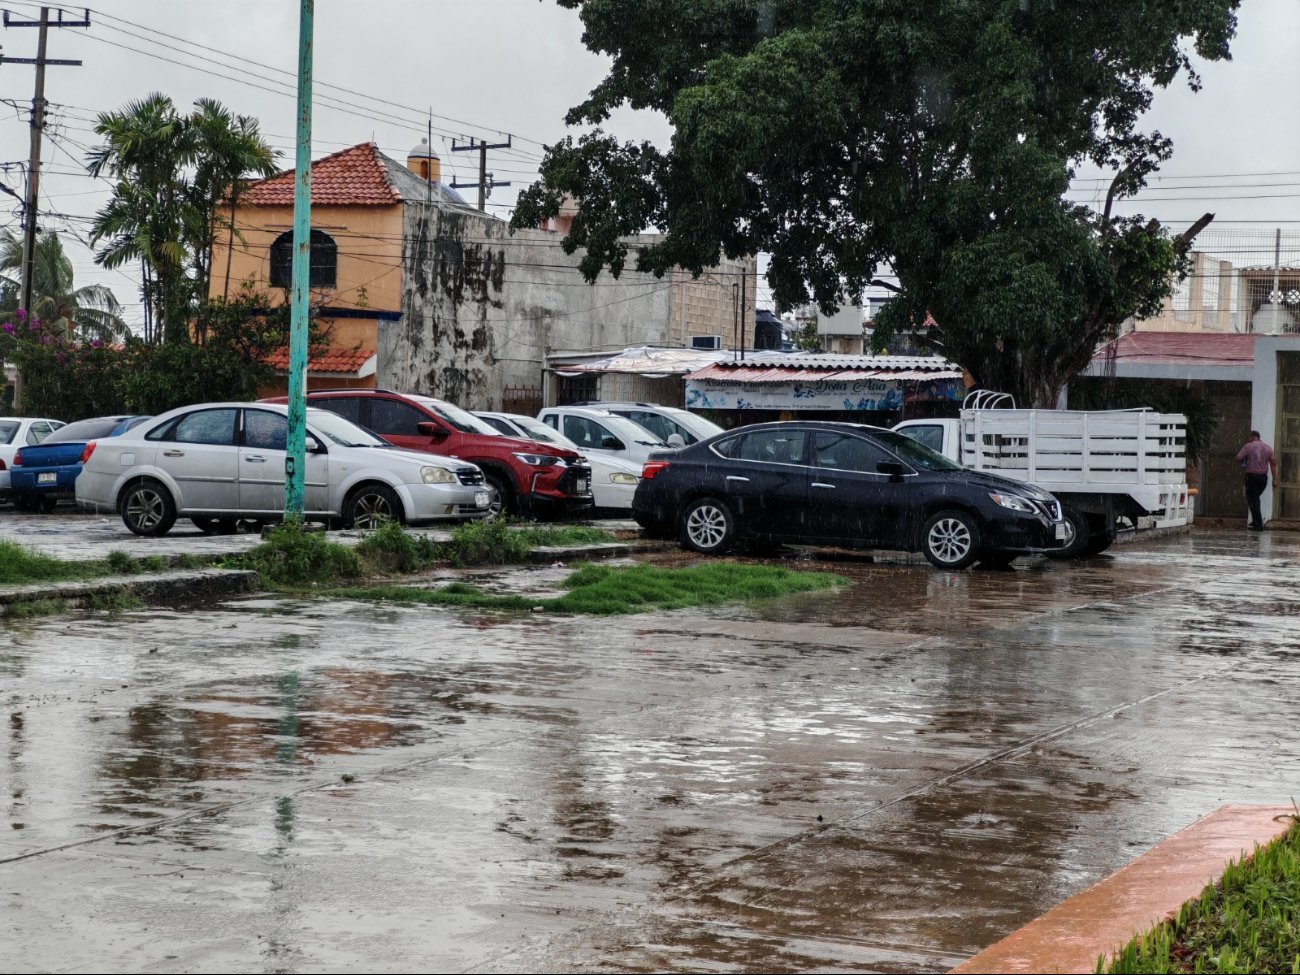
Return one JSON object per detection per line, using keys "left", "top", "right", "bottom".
{"left": 3, "top": 529, "right": 1299, "bottom": 972}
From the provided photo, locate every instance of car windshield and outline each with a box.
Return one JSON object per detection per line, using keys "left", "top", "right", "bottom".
{"left": 659, "top": 407, "right": 723, "bottom": 440}
{"left": 415, "top": 397, "right": 501, "bottom": 436}
{"left": 44, "top": 417, "right": 127, "bottom": 444}
{"left": 306, "top": 409, "right": 390, "bottom": 448}
{"left": 511, "top": 415, "right": 579, "bottom": 449}
{"left": 594, "top": 413, "right": 668, "bottom": 447}
{"left": 0, "top": 420, "right": 18, "bottom": 445}
{"left": 871, "top": 427, "right": 964, "bottom": 472}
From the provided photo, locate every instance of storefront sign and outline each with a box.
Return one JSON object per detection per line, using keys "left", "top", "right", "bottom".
{"left": 686, "top": 377, "right": 905, "bottom": 411}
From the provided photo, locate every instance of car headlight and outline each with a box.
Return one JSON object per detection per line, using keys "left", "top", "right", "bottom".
{"left": 513, "top": 452, "right": 559, "bottom": 467}
{"left": 988, "top": 491, "right": 1036, "bottom": 513}
{"left": 421, "top": 466, "right": 456, "bottom": 484}
{"left": 609, "top": 472, "right": 639, "bottom": 485}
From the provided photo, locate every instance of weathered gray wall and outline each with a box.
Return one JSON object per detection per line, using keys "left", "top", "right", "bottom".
{"left": 378, "top": 203, "right": 756, "bottom": 410}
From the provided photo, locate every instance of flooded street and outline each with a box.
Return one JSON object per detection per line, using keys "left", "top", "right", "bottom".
{"left": 4, "top": 529, "right": 1300, "bottom": 972}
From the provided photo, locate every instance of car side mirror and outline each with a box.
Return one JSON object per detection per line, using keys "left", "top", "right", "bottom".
{"left": 666, "top": 433, "right": 685, "bottom": 448}
{"left": 877, "top": 460, "right": 907, "bottom": 480}
{"left": 600, "top": 435, "right": 623, "bottom": 450}
{"left": 417, "top": 421, "right": 447, "bottom": 441}
{"left": 305, "top": 435, "right": 323, "bottom": 453}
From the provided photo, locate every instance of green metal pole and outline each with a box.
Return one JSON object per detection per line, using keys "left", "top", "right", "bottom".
{"left": 284, "top": 0, "right": 314, "bottom": 520}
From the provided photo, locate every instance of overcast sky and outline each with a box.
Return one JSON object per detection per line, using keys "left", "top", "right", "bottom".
{"left": 2, "top": 0, "right": 1297, "bottom": 325}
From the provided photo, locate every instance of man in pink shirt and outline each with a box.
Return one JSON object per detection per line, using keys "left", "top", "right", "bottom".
{"left": 1236, "top": 430, "right": 1278, "bottom": 531}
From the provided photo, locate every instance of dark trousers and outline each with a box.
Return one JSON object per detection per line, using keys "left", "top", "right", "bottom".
{"left": 1245, "top": 473, "right": 1268, "bottom": 528}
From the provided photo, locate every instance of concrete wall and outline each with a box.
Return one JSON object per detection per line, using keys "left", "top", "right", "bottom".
{"left": 379, "top": 203, "right": 756, "bottom": 410}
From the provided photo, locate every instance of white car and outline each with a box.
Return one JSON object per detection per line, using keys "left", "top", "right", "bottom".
{"left": 536, "top": 406, "right": 671, "bottom": 465}
{"left": 575, "top": 402, "right": 723, "bottom": 447}
{"left": 76, "top": 402, "right": 492, "bottom": 536}
{"left": 475, "top": 411, "right": 642, "bottom": 510}
{"left": 0, "top": 416, "right": 65, "bottom": 500}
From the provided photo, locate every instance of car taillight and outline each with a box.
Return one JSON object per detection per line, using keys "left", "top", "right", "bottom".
{"left": 81, "top": 441, "right": 97, "bottom": 464}
{"left": 641, "top": 461, "right": 671, "bottom": 479}
{"left": 0, "top": 458, "right": 5, "bottom": 471}
{"left": 11, "top": 449, "right": 22, "bottom": 466}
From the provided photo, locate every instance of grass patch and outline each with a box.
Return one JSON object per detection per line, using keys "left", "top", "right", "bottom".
{"left": 515, "top": 524, "right": 617, "bottom": 548}
{"left": 0, "top": 541, "right": 102, "bottom": 585}
{"left": 1100, "top": 816, "right": 1300, "bottom": 974}
{"left": 354, "top": 519, "right": 442, "bottom": 573}
{"left": 436, "top": 518, "right": 530, "bottom": 567}
{"left": 87, "top": 591, "right": 145, "bottom": 614}
{"left": 226, "top": 524, "right": 362, "bottom": 587}
{"left": 4, "top": 597, "right": 69, "bottom": 619}
{"left": 331, "top": 561, "right": 847, "bottom": 616}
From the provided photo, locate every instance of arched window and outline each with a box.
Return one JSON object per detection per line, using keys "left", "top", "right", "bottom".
{"left": 269, "top": 229, "right": 337, "bottom": 289}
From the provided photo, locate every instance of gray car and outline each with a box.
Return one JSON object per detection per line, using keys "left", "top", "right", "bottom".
{"left": 76, "top": 402, "right": 491, "bottom": 536}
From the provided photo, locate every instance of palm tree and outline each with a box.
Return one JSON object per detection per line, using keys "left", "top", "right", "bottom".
{"left": 0, "top": 229, "right": 127, "bottom": 342}
{"left": 87, "top": 93, "right": 277, "bottom": 345}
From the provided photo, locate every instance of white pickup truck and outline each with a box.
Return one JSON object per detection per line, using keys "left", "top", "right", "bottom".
{"left": 894, "top": 391, "right": 1193, "bottom": 557}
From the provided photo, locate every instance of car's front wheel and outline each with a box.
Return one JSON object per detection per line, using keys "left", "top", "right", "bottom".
{"left": 344, "top": 483, "right": 404, "bottom": 529}
{"left": 121, "top": 480, "right": 177, "bottom": 537}
{"left": 484, "top": 474, "right": 515, "bottom": 520}
{"left": 922, "top": 509, "right": 981, "bottom": 570}
{"left": 679, "top": 497, "right": 737, "bottom": 555}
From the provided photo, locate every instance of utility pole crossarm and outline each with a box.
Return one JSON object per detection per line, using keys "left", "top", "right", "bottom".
{"left": 450, "top": 135, "right": 513, "bottom": 212}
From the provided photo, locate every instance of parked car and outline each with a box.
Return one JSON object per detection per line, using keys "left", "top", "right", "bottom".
{"left": 536, "top": 406, "right": 671, "bottom": 465}
{"left": 474, "top": 410, "right": 643, "bottom": 511}
{"left": 0, "top": 416, "right": 65, "bottom": 502}
{"left": 10, "top": 415, "right": 150, "bottom": 512}
{"left": 76, "top": 402, "right": 492, "bottom": 536}
{"left": 268, "top": 389, "right": 592, "bottom": 518}
{"left": 571, "top": 402, "right": 723, "bottom": 447}
{"left": 632, "top": 420, "right": 1068, "bottom": 569}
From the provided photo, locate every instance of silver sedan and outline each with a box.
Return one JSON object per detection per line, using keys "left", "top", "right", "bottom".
{"left": 76, "top": 402, "right": 492, "bottom": 536}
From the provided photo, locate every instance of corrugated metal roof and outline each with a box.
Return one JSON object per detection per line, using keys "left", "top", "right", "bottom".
{"left": 689, "top": 365, "right": 963, "bottom": 382}
{"left": 1097, "top": 332, "right": 1262, "bottom": 367}
{"left": 708, "top": 351, "right": 960, "bottom": 372}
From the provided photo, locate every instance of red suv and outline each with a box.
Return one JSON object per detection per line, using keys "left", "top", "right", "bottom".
{"left": 269, "top": 389, "right": 592, "bottom": 517}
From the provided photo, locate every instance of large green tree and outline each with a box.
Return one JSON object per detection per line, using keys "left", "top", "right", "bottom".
{"left": 87, "top": 94, "right": 276, "bottom": 345}
{"left": 0, "top": 229, "right": 126, "bottom": 342}
{"left": 514, "top": 0, "right": 1238, "bottom": 406}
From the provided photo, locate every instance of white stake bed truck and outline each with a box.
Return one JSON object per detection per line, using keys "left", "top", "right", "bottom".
{"left": 894, "top": 391, "right": 1193, "bottom": 557}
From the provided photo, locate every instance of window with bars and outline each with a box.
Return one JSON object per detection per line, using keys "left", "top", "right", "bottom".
{"left": 270, "top": 229, "right": 338, "bottom": 289}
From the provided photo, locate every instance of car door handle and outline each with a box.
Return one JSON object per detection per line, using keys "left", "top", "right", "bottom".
{"left": 162, "top": 450, "right": 185, "bottom": 458}
{"left": 812, "top": 482, "right": 836, "bottom": 489}
{"left": 726, "top": 475, "right": 750, "bottom": 482}
{"left": 244, "top": 455, "right": 266, "bottom": 463}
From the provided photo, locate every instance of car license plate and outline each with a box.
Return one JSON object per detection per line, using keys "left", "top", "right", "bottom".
{"left": 475, "top": 491, "right": 490, "bottom": 508}
{"left": 38, "top": 472, "right": 57, "bottom": 484}
{"left": 576, "top": 479, "right": 589, "bottom": 494}
{"left": 1054, "top": 523, "right": 1067, "bottom": 540}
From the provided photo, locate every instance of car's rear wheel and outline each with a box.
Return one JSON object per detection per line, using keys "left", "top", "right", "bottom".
{"left": 121, "top": 480, "right": 177, "bottom": 537}
{"left": 191, "top": 516, "right": 239, "bottom": 535}
{"left": 679, "top": 497, "right": 737, "bottom": 555}
{"left": 922, "top": 510, "right": 980, "bottom": 570}
{"left": 344, "top": 483, "right": 403, "bottom": 529}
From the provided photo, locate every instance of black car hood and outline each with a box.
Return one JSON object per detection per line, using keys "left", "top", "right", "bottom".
{"left": 934, "top": 467, "right": 1053, "bottom": 501}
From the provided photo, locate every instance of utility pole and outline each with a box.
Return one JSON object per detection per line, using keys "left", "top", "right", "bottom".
{"left": 2, "top": 6, "right": 87, "bottom": 408}
{"left": 284, "top": 0, "right": 313, "bottom": 520}
{"left": 450, "top": 136, "right": 512, "bottom": 212}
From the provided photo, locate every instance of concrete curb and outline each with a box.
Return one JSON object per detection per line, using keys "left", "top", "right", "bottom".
{"left": 0, "top": 569, "right": 259, "bottom": 616}
{"left": 952, "top": 804, "right": 1296, "bottom": 974}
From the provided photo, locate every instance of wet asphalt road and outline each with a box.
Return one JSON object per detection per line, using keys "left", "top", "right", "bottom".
{"left": 3, "top": 526, "right": 1300, "bottom": 972}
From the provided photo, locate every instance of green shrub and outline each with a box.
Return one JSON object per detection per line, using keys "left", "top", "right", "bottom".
{"left": 106, "top": 550, "right": 139, "bottom": 575}
{"left": 515, "top": 525, "right": 616, "bottom": 547}
{"left": 355, "top": 519, "right": 441, "bottom": 574}
{"left": 437, "top": 518, "right": 531, "bottom": 567}
{"left": 229, "top": 524, "right": 362, "bottom": 587}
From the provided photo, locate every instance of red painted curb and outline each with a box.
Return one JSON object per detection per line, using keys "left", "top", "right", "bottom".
{"left": 951, "top": 805, "right": 1296, "bottom": 974}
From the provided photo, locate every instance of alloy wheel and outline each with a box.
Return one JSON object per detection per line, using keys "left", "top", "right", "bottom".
{"left": 686, "top": 503, "right": 728, "bottom": 550}
{"left": 126, "top": 488, "right": 167, "bottom": 531}
{"left": 927, "top": 516, "right": 973, "bottom": 564}
{"left": 353, "top": 493, "right": 394, "bottom": 529}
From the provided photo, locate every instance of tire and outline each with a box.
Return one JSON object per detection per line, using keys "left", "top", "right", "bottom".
{"left": 344, "top": 483, "right": 404, "bottom": 529}
{"left": 1046, "top": 505, "right": 1090, "bottom": 559}
{"left": 120, "top": 480, "right": 177, "bottom": 537}
{"left": 679, "top": 497, "right": 737, "bottom": 555}
{"left": 921, "top": 509, "right": 981, "bottom": 570}
{"left": 484, "top": 473, "right": 516, "bottom": 520}
{"left": 37, "top": 495, "right": 57, "bottom": 513}
{"left": 13, "top": 493, "right": 39, "bottom": 513}
{"left": 1082, "top": 530, "right": 1116, "bottom": 557}
{"left": 191, "top": 516, "right": 239, "bottom": 535}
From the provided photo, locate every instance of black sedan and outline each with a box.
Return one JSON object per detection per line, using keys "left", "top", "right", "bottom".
{"left": 632, "top": 421, "right": 1067, "bottom": 569}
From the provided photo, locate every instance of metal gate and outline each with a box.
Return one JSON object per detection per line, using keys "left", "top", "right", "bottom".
{"left": 502, "top": 385, "right": 542, "bottom": 417}
{"left": 1276, "top": 352, "right": 1300, "bottom": 520}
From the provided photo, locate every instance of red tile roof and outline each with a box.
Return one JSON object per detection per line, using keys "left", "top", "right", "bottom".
{"left": 242, "top": 143, "right": 401, "bottom": 207}
{"left": 1097, "top": 331, "right": 1261, "bottom": 367}
{"left": 265, "top": 347, "right": 375, "bottom": 375}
